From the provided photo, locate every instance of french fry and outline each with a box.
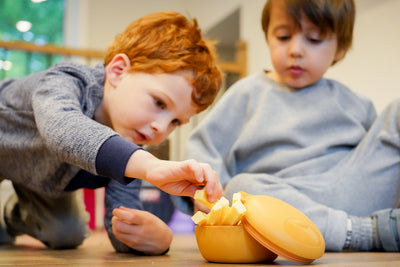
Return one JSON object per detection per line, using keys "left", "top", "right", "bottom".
{"left": 192, "top": 190, "right": 247, "bottom": 226}
{"left": 207, "top": 197, "right": 230, "bottom": 225}
{"left": 232, "top": 192, "right": 242, "bottom": 204}
{"left": 221, "top": 200, "right": 247, "bottom": 226}
{"left": 192, "top": 211, "right": 208, "bottom": 226}
{"left": 194, "top": 189, "right": 216, "bottom": 209}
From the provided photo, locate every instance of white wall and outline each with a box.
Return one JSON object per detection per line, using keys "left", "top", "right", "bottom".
{"left": 78, "top": 0, "right": 241, "bottom": 50}
{"left": 239, "top": 0, "right": 271, "bottom": 74}
{"left": 326, "top": 0, "right": 400, "bottom": 113}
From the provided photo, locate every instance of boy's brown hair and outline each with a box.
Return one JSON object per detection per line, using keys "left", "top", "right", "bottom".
{"left": 104, "top": 11, "right": 222, "bottom": 112}
{"left": 261, "top": 0, "right": 355, "bottom": 61}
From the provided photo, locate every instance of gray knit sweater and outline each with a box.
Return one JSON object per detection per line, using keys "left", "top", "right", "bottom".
{"left": 0, "top": 62, "right": 138, "bottom": 197}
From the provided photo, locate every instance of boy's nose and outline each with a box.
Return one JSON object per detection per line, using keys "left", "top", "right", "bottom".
{"left": 289, "top": 36, "right": 304, "bottom": 58}
{"left": 150, "top": 118, "right": 169, "bottom": 135}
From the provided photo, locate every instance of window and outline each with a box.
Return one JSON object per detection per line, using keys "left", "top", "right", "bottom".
{"left": 0, "top": 0, "right": 64, "bottom": 78}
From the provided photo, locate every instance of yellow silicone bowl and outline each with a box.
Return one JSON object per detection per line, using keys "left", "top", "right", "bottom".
{"left": 194, "top": 192, "right": 325, "bottom": 264}
{"left": 195, "top": 225, "right": 277, "bottom": 263}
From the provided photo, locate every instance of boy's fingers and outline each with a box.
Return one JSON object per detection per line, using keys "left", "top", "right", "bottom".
{"left": 113, "top": 207, "right": 142, "bottom": 225}
{"left": 200, "top": 163, "right": 223, "bottom": 202}
{"left": 182, "top": 159, "right": 205, "bottom": 184}
{"left": 112, "top": 217, "right": 137, "bottom": 237}
{"left": 194, "top": 200, "right": 211, "bottom": 213}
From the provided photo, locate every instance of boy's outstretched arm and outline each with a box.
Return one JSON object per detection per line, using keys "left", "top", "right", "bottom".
{"left": 125, "top": 149, "right": 223, "bottom": 202}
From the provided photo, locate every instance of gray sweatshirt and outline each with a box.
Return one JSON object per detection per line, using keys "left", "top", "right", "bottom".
{"left": 178, "top": 71, "right": 385, "bottom": 251}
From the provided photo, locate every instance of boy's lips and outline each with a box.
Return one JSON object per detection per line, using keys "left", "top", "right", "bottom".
{"left": 288, "top": 66, "right": 304, "bottom": 76}
{"left": 134, "top": 130, "right": 151, "bottom": 142}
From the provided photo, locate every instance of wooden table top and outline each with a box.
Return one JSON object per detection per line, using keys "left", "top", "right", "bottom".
{"left": 1, "top": 231, "right": 400, "bottom": 266}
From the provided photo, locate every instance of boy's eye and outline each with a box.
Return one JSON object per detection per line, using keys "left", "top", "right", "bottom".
{"left": 154, "top": 98, "right": 166, "bottom": 109}
{"left": 171, "top": 118, "right": 181, "bottom": 126}
{"left": 307, "top": 31, "right": 323, "bottom": 44}
{"left": 308, "top": 37, "right": 322, "bottom": 44}
{"left": 277, "top": 35, "right": 290, "bottom": 41}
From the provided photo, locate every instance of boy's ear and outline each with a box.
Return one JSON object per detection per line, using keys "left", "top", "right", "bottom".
{"left": 105, "top": 53, "right": 131, "bottom": 88}
{"left": 333, "top": 48, "right": 346, "bottom": 64}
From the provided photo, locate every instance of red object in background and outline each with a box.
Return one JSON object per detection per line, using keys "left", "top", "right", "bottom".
{"left": 83, "top": 188, "right": 96, "bottom": 230}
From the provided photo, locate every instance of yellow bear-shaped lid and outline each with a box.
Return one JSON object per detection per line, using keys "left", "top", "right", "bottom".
{"left": 240, "top": 192, "right": 325, "bottom": 264}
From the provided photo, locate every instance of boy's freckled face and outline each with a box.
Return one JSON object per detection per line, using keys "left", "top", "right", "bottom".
{"left": 104, "top": 71, "right": 197, "bottom": 145}
{"left": 266, "top": 1, "right": 342, "bottom": 88}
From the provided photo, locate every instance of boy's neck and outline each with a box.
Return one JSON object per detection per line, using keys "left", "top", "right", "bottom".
{"left": 266, "top": 71, "right": 280, "bottom": 83}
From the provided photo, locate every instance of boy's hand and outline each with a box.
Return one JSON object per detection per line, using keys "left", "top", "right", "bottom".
{"left": 112, "top": 206, "right": 172, "bottom": 255}
{"left": 126, "top": 150, "right": 223, "bottom": 202}
{"left": 194, "top": 200, "right": 211, "bottom": 213}
{"left": 145, "top": 158, "right": 223, "bottom": 202}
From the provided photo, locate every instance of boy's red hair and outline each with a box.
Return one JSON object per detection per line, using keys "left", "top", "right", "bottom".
{"left": 104, "top": 11, "right": 222, "bottom": 112}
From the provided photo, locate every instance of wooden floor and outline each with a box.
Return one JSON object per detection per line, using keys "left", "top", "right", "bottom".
{"left": 1, "top": 231, "right": 400, "bottom": 266}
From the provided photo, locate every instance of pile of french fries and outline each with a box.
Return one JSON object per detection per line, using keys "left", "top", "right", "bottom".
{"left": 191, "top": 190, "right": 247, "bottom": 226}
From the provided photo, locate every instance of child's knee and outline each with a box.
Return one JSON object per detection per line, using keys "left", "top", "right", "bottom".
{"left": 40, "top": 217, "right": 89, "bottom": 249}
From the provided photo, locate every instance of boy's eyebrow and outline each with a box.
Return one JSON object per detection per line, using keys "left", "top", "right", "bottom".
{"left": 272, "top": 24, "right": 290, "bottom": 31}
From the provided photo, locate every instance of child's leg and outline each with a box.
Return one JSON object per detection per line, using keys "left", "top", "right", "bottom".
{"left": 294, "top": 99, "right": 400, "bottom": 251}
{"left": 4, "top": 183, "right": 89, "bottom": 249}
{"left": 225, "top": 173, "right": 351, "bottom": 251}
{"left": 276, "top": 97, "right": 400, "bottom": 214}
{"left": 224, "top": 99, "right": 400, "bottom": 252}
{"left": 299, "top": 98, "right": 400, "bottom": 251}
{"left": 371, "top": 209, "right": 400, "bottom": 251}
{"left": 324, "top": 98, "right": 400, "bottom": 213}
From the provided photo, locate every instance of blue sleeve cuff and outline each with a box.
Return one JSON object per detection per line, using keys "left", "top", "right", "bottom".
{"left": 95, "top": 135, "right": 143, "bottom": 184}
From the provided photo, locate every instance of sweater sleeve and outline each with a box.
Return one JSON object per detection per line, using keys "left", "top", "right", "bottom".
{"left": 31, "top": 64, "right": 119, "bottom": 174}
{"left": 96, "top": 135, "right": 143, "bottom": 184}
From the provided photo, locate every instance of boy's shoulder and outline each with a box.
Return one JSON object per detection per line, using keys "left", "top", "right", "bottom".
{"left": 34, "top": 62, "right": 106, "bottom": 90}
{"left": 47, "top": 61, "right": 104, "bottom": 78}
{"left": 324, "top": 77, "right": 372, "bottom": 103}
{"left": 323, "top": 77, "right": 375, "bottom": 116}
